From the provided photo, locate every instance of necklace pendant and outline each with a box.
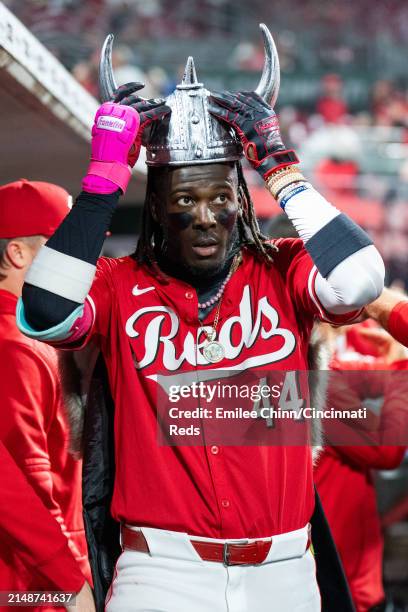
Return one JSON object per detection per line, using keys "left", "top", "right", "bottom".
{"left": 203, "top": 340, "right": 225, "bottom": 363}
{"left": 205, "top": 328, "right": 216, "bottom": 342}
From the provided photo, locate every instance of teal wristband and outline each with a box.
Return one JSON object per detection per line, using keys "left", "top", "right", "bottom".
{"left": 16, "top": 298, "right": 84, "bottom": 342}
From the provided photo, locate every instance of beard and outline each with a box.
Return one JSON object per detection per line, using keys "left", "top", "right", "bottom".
{"left": 181, "top": 225, "right": 240, "bottom": 279}
{"left": 158, "top": 224, "right": 240, "bottom": 286}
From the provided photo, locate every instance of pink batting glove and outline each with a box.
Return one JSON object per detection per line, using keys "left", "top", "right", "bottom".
{"left": 82, "top": 102, "right": 140, "bottom": 195}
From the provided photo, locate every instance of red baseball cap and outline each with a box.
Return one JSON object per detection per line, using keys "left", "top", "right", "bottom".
{"left": 0, "top": 179, "right": 71, "bottom": 239}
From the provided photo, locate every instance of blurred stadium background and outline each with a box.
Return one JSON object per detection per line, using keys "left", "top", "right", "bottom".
{"left": 0, "top": 0, "right": 408, "bottom": 605}
{"left": 2, "top": 0, "right": 408, "bottom": 280}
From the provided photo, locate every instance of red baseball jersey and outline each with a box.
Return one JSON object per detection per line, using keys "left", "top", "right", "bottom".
{"left": 315, "top": 343, "right": 407, "bottom": 612}
{"left": 389, "top": 300, "right": 408, "bottom": 347}
{"left": 0, "top": 440, "right": 84, "bottom": 596}
{"left": 82, "top": 239, "right": 359, "bottom": 538}
{"left": 0, "top": 290, "right": 90, "bottom": 593}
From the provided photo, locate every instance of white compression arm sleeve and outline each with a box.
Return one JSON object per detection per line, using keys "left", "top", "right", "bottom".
{"left": 283, "top": 186, "right": 385, "bottom": 313}
{"left": 314, "top": 245, "right": 385, "bottom": 314}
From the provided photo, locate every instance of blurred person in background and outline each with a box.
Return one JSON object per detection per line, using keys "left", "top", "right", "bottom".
{"left": 0, "top": 180, "right": 92, "bottom": 604}
{"left": 110, "top": 45, "right": 147, "bottom": 94}
{"left": 73, "top": 45, "right": 148, "bottom": 99}
{"left": 229, "top": 38, "right": 265, "bottom": 71}
{"left": 370, "top": 80, "right": 394, "bottom": 125}
{"left": 0, "top": 440, "right": 94, "bottom": 612}
{"left": 315, "top": 317, "right": 407, "bottom": 612}
{"left": 371, "top": 80, "right": 408, "bottom": 129}
{"left": 326, "top": 299, "right": 408, "bottom": 612}
{"left": 314, "top": 156, "right": 359, "bottom": 198}
{"left": 268, "top": 214, "right": 407, "bottom": 612}
{"left": 316, "top": 73, "right": 348, "bottom": 125}
{"left": 72, "top": 56, "right": 100, "bottom": 98}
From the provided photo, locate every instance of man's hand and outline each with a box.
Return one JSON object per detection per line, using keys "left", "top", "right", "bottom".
{"left": 358, "top": 327, "right": 408, "bottom": 365}
{"left": 112, "top": 82, "right": 171, "bottom": 164}
{"left": 82, "top": 101, "right": 140, "bottom": 194}
{"left": 208, "top": 90, "right": 298, "bottom": 179}
{"left": 364, "top": 287, "right": 407, "bottom": 330}
{"left": 66, "top": 582, "right": 95, "bottom": 612}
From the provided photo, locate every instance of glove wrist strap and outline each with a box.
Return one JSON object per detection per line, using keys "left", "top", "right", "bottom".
{"left": 255, "top": 150, "right": 299, "bottom": 179}
{"left": 84, "top": 160, "right": 132, "bottom": 194}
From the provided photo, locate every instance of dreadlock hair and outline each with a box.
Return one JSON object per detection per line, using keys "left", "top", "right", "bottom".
{"left": 134, "top": 160, "right": 278, "bottom": 280}
{"left": 234, "top": 161, "right": 278, "bottom": 264}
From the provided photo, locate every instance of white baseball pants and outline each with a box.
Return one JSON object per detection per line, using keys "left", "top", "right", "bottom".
{"left": 105, "top": 524, "right": 321, "bottom": 611}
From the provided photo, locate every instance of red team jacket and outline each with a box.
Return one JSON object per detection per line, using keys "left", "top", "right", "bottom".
{"left": 0, "top": 290, "right": 90, "bottom": 593}
{"left": 77, "top": 239, "right": 360, "bottom": 539}
{"left": 315, "top": 319, "right": 408, "bottom": 612}
{"left": 0, "top": 440, "right": 85, "bottom": 593}
{"left": 388, "top": 300, "right": 408, "bottom": 347}
{"left": 315, "top": 444, "right": 405, "bottom": 611}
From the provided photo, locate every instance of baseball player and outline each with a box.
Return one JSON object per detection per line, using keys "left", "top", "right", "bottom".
{"left": 0, "top": 440, "right": 94, "bottom": 611}
{"left": 269, "top": 216, "right": 408, "bottom": 611}
{"left": 18, "top": 26, "right": 385, "bottom": 611}
{"left": 322, "top": 290, "right": 408, "bottom": 611}
{"left": 0, "top": 180, "right": 91, "bottom": 602}
{"left": 315, "top": 330, "right": 407, "bottom": 612}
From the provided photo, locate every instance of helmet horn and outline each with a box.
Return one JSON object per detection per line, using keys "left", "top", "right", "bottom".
{"left": 254, "top": 23, "right": 280, "bottom": 108}
{"left": 99, "top": 34, "right": 118, "bottom": 102}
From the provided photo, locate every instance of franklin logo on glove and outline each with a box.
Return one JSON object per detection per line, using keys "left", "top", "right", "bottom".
{"left": 96, "top": 115, "right": 126, "bottom": 132}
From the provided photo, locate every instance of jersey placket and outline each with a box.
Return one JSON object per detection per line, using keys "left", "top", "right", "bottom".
{"left": 193, "top": 293, "right": 241, "bottom": 536}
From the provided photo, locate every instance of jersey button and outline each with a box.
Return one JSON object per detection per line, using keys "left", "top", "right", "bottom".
{"left": 221, "top": 499, "right": 230, "bottom": 508}
{"left": 185, "top": 291, "right": 194, "bottom": 300}
{"left": 210, "top": 445, "right": 219, "bottom": 455}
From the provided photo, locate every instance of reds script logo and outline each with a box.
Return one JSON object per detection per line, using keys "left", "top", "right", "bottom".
{"left": 125, "top": 285, "right": 296, "bottom": 371}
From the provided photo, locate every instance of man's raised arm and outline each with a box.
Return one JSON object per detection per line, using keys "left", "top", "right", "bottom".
{"left": 19, "top": 93, "right": 170, "bottom": 344}
{"left": 208, "top": 91, "right": 384, "bottom": 315}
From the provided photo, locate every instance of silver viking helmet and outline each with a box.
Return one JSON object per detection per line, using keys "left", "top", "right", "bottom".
{"left": 99, "top": 24, "right": 280, "bottom": 166}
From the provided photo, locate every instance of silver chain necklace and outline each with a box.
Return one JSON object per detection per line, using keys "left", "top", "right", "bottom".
{"left": 201, "top": 253, "right": 242, "bottom": 363}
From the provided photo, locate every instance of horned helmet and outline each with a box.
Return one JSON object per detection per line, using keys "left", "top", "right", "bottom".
{"left": 99, "top": 24, "right": 280, "bottom": 167}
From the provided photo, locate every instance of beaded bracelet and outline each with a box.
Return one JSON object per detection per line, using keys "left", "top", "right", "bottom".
{"left": 265, "top": 166, "right": 306, "bottom": 199}
{"left": 265, "top": 165, "right": 301, "bottom": 184}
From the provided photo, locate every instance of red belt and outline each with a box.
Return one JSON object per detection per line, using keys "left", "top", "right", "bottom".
{"left": 121, "top": 526, "right": 311, "bottom": 566}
